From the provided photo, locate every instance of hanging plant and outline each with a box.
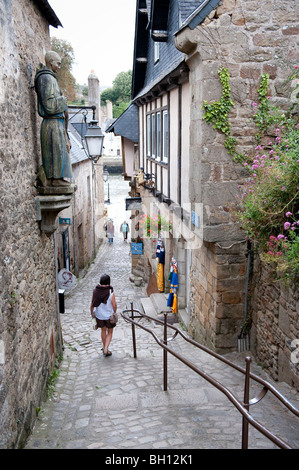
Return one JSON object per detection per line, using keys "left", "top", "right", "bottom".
{"left": 233, "top": 66, "right": 299, "bottom": 285}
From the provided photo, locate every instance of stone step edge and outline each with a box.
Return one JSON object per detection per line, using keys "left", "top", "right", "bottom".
{"left": 150, "top": 292, "right": 172, "bottom": 314}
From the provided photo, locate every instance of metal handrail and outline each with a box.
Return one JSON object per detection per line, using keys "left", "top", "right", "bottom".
{"left": 121, "top": 303, "right": 299, "bottom": 450}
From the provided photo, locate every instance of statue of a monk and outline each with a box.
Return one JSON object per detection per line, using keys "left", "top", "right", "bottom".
{"left": 34, "top": 51, "right": 72, "bottom": 186}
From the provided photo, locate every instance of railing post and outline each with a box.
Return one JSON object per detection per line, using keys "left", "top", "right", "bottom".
{"left": 163, "top": 312, "right": 168, "bottom": 391}
{"left": 131, "top": 302, "right": 137, "bottom": 359}
{"left": 242, "top": 356, "right": 252, "bottom": 449}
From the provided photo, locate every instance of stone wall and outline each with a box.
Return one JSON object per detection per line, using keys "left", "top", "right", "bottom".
{"left": 175, "top": 0, "right": 299, "bottom": 359}
{"left": 250, "top": 257, "right": 299, "bottom": 390}
{"left": 189, "top": 241, "right": 247, "bottom": 353}
{"left": 0, "top": 0, "right": 62, "bottom": 448}
{"left": 177, "top": 0, "right": 299, "bottom": 238}
{"left": 58, "top": 160, "right": 105, "bottom": 276}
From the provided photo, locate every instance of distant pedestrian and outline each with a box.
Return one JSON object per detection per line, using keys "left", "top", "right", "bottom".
{"left": 120, "top": 220, "right": 129, "bottom": 241}
{"left": 107, "top": 220, "right": 114, "bottom": 244}
{"left": 90, "top": 274, "right": 117, "bottom": 357}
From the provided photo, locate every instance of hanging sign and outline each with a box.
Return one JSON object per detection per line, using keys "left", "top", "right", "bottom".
{"left": 126, "top": 197, "right": 142, "bottom": 211}
{"left": 131, "top": 242, "right": 143, "bottom": 255}
{"left": 59, "top": 217, "right": 71, "bottom": 225}
{"left": 191, "top": 211, "right": 200, "bottom": 228}
{"left": 58, "top": 269, "right": 76, "bottom": 289}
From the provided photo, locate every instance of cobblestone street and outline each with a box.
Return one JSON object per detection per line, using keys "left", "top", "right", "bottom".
{"left": 25, "top": 176, "right": 299, "bottom": 452}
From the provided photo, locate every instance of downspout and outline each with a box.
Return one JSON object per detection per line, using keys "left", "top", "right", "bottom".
{"left": 92, "top": 161, "right": 96, "bottom": 259}
{"left": 72, "top": 189, "right": 77, "bottom": 276}
{"left": 53, "top": 231, "right": 63, "bottom": 355}
{"left": 178, "top": 84, "right": 182, "bottom": 206}
{"left": 238, "top": 240, "right": 253, "bottom": 352}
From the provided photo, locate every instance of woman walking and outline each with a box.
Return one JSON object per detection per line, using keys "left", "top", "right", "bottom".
{"left": 90, "top": 274, "right": 117, "bottom": 356}
{"left": 106, "top": 220, "right": 115, "bottom": 245}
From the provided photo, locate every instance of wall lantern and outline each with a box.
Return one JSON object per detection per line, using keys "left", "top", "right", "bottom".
{"left": 84, "top": 120, "right": 104, "bottom": 163}
{"left": 68, "top": 106, "right": 105, "bottom": 163}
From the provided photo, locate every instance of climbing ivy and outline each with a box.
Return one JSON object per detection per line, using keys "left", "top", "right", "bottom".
{"left": 252, "top": 73, "right": 271, "bottom": 135}
{"left": 252, "top": 73, "right": 288, "bottom": 143}
{"left": 202, "top": 67, "right": 242, "bottom": 161}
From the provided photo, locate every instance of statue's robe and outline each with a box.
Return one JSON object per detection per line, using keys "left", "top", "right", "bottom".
{"left": 35, "top": 67, "right": 72, "bottom": 180}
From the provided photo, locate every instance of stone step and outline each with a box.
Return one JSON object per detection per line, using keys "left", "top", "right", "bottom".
{"left": 178, "top": 308, "right": 189, "bottom": 329}
{"left": 132, "top": 266, "right": 144, "bottom": 277}
{"left": 95, "top": 387, "right": 210, "bottom": 411}
{"left": 140, "top": 297, "right": 157, "bottom": 318}
{"left": 150, "top": 292, "right": 171, "bottom": 314}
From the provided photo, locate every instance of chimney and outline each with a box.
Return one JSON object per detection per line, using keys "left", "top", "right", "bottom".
{"left": 88, "top": 70, "right": 100, "bottom": 122}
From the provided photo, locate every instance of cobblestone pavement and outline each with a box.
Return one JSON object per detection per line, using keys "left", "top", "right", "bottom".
{"left": 24, "top": 233, "right": 299, "bottom": 452}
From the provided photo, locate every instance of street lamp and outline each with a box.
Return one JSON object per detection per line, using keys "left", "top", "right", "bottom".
{"left": 84, "top": 120, "right": 104, "bottom": 163}
{"left": 68, "top": 106, "right": 105, "bottom": 163}
{"left": 102, "top": 167, "right": 110, "bottom": 204}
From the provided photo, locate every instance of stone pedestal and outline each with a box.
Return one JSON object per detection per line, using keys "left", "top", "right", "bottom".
{"left": 35, "top": 186, "right": 75, "bottom": 234}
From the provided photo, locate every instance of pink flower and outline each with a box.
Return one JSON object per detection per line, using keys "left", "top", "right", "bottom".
{"left": 284, "top": 222, "right": 291, "bottom": 230}
{"left": 286, "top": 212, "right": 292, "bottom": 217}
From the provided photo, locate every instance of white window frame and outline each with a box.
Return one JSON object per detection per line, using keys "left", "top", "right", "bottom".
{"left": 156, "top": 111, "right": 161, "bottom": 160}
{"left": 146, "top": 114, "right": 151, "bottom": 156}
{"left": 162, "top": 110, "right": 169, "bottom": 163}
{"left": 151, "top": 113, "right": 156, "bottom": 158}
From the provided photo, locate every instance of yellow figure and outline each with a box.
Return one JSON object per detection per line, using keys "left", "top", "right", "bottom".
{"left": 156, "top": 239, "right": 165, "bottom": 292}
{"left": 157, "top": 261, "right": 164, "bottom": 292}
{"left": 172, "top": 293, "right": 177, "bottom": 314}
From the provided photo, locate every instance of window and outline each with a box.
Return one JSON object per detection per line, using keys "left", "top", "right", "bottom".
{"left": 162, "top": 110, "right": 168, "bottom": 163}
{"left": 156, "top": 112, "right": 161, "bottom": 159}
{"left": 146, "top": 114, "right": 151, "bottom": 156}
{"left": 146, "top": 108, "right": 169, "bottom": 163}
{"left": 151, "top": 113, "right": 156, "bottom": 157}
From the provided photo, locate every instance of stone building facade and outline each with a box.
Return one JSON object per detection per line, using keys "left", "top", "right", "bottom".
{"left": 175, "top": 0, "right": 299, "bottom": 386}
{"left": 114, "top": 0, "right": 299, "bottom": 390}
{"left": 57, "top": 135, "right": 105, "bottom": 277}
{"left": 250, "top": 258, "right": 299, "bottom": 390}
{"left": 56, "top": 71, "right": 106, "bottom": 278}
{"left": 0, "top": 0, "right": 65, "bottom": 448}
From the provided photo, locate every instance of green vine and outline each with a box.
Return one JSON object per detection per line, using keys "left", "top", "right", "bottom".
{"left": 252, "top": 73, "right": 271, "bottom": 140}
{"left": 202, "top": 67, "right": 242, "bottom": 161}
{"left": 252, "top": 73, "right": 290, "bottom": 143}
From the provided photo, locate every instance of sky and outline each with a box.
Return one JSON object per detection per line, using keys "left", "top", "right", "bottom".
{"left": 48, "top": 0, "right": 137, "bottom": 89}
